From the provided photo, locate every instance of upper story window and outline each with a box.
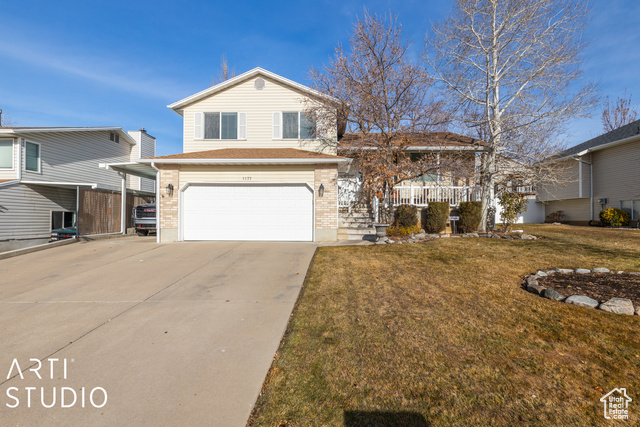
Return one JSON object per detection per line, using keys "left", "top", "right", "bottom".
{"left": 109, "top": 132, "right": 120, "bottom": 143}
{"left": 25, "top": 141, "right": 41, "bottom": 173}
{"left": 0, "top": 139, "right": 13, "bottom": 169}
{"left": 194, "top": 112, "right": 247, "bottom": 140}
{"left": 273, "top": 112, "right": 316, "bottom": 140}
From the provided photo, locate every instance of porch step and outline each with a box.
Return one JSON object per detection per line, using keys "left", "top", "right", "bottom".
{"left": 338, "top": 226, "right": 376, "bottom": 241}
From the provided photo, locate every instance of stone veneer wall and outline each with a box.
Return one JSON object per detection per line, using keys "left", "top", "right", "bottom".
{"left": 158, "top": 165, "right": 180, "bottom": 242}
{"left": 314, "top": 165, "right": 338, "bottom": 241}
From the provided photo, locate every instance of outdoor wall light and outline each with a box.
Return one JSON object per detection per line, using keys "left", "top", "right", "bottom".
{"left": 318, "top": 183, "right": 325, "bottom": 197}
{"left": 166, "top": 183, "right": 174, "bottom": 196}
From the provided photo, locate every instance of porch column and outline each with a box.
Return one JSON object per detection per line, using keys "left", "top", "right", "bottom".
{"left": 121, "top": 172, "right": 127, "bottom": 235}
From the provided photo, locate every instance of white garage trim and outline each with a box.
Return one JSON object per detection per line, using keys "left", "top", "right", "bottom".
{"left": 178, "top": 182, "right": 315, "bottom": 242}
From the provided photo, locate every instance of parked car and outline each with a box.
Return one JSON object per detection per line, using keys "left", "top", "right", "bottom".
{"left": 132, "top": 203, "right": 156, "bottom": 236}
{"left": 51, "top": 226, "right": 78, "bottom": 241}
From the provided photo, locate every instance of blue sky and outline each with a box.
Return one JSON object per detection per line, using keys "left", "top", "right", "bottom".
{"left": 0, "top": 0, "right": 638, "bottom": 155}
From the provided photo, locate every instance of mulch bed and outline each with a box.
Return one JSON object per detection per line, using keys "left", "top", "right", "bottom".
{"left": 538, "top": 273, "right": 640, "bottom": 307}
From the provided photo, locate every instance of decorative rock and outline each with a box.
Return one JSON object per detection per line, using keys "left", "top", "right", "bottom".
{"left": 599, "top": 298, "right": 635, "bottom": 315}
{"left": 526, "top": 276, "right": 539, "bottom": 287}
{"left": 575, "top": 268, "right": 591, "bottom": 274}
{"left": 521, "top": 234, "right": 536, "bottom": 240}
{"left": 636, "top": 306, "right": 640, "bottom": 316}
{"left": 375, "top": 241, "right": 387, "bottom": 245}
{"left": 552, "top": 222, "right": 561, "bottom": 225}
{"left": 592, "top": 267, "right": 610, "bottom": 273}
{"left": 426, "top": 234, "right": 439, "bottom": 238}
{"left": 512, "top": 230, "right": 524, "bottom": 233}
{"left": 440, "top": 234, "right": 450, "bottom": 238}
{"left": 565, "top": 295, "right": 599, "bottom": 308}
{"left": 491, "top": 235, "right": 501, "bottom": 239}
{"left": 502, "top": 235, "right": 513, "bottom": 239}
{"left": 555, "top": 268, "right": 573, "bottom": 274}
{"left": 545, "top": 270, "right": 556, "bottom": 275}
{"left": 543, "top": 288, "right": 566, "bottom": 301}
{"left": 616, "top": 271, "right": 624, "bottom": 274}
{"left": 415, "top": 233, "right": 426, "bottom": 239}
{"left": 463, "top": 233, "right": 479, "bottom": 238}
{"left": 451, "top": 235, "right": 461, "bottom": 238}
{"left": 536, "top": 270, "right": 548, "bottom": 277}
{"left": 527, "top": 283, "right": 546, "bottom": 295}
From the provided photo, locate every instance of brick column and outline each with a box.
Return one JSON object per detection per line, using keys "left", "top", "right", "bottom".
{"left": 314, "top": 164, "right": 338, "bottom": 241}
{"left": 158, "top": 164, "right": 180, "bottom": 242}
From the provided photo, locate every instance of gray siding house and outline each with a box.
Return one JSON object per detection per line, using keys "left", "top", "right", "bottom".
{"left": 0, "top": 127, "right": 155, "bottom": 250}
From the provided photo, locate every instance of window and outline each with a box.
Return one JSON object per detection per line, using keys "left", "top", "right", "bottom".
{"left": 195, "top": 112, "right": 247, "bottom": 140}
{"left": 109, "top": 132, "right": 120, "bottom": 143}
{"left": 51, "top": 211, "right": 75, "bottom": 230}
{"left": 273, "top": 112, "right": 316, "bottom": 139}
{"left": 0, "top": 139, "right": 13, "bottom": 169}
{"left": 25, "top": 141, "right": 41, "bottom": 172}
{"left": 620, "top": 200, "right": 640, "bottom": 220}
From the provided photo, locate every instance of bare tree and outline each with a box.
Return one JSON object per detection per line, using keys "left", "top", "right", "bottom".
{"left": 211, "top": 54, "right": 236, "bottom": 86}
{"left": 0, "top": 108, "right": 16, "bottom": 127}
{"left": 308, "top": 11, "right": 452, "bottom": 222}
{"left": 428, "top": 0, "right": 598, "bottom": 231}
{"left": 602, "top": 90, "right": 638, "bottom": 133}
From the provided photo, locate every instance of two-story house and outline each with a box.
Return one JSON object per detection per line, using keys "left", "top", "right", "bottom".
{"left": 0, "top": 127, "right": 156, "bottom": 250}
{"left": 130, "top": 68, "right": 347, "bottom": 243}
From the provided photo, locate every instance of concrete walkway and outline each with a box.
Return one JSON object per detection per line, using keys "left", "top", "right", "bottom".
{"left": 0, "top": 236, "right": 316, "bottom": 426}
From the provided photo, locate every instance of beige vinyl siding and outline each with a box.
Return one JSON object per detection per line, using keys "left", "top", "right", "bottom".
{"left": 544, "top": 199, "right": 591, "bottom": 223}
{"left": 591, "top": 141, "right": 640, "bottom": 215}
{"left": 538, "top": 158, "right": 590, "bottom": 201}
{"left": 0, "top": 138, "right": 18, "bottom": 180}
{"left": 182, "top": 76, "right": 336, "bottom": 154}
{"left": 0, "top": 183, "right": 76, "bottom": 240}
{"left": 126, "top": 130, "right": 157, "bottom": 193}
{"left": 19, "top": 131, "right": 132, "bottom": 189}
{"left": 179, "top": 165, "right": 315, "bottom": 188}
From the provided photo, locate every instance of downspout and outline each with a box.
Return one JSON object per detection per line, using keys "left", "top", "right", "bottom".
{"left": 17, "top": 138, "right": 22, "bottom": 181}
{"left": 76, "top": 186, "right": 80, "bottom": 239}
{"left": 573, "top": 152, "right": 593, "bottom": 220}
{"left": 590, "top": 159, "right": 594, "bottom": 221}
{"left": 150, "top": 162, "right": 160, "bottom": 244}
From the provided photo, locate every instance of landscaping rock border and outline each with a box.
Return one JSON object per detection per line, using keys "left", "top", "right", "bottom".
{"left": 381, "top": 231, "right": 539, "bottom": 244}
{"left": 523, "top": 268, "right": 639, "bottom": 316}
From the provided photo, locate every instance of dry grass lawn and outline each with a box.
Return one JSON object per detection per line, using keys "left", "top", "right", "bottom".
{"left": 248, "top": 225, "right": 640, "bottom": 426}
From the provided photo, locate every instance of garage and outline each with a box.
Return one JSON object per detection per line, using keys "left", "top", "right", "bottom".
{"left": 182, "top": 183, "right": 314, "bottom": 241}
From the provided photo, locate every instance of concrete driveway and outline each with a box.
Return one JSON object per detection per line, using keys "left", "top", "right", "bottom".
{"left": 0, "top": 237, "right": 317, "bottom": 426}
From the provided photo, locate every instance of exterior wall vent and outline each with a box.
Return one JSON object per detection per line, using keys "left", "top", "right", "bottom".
{"left": 254, "top": 78, "right": 265, "bottom": 90}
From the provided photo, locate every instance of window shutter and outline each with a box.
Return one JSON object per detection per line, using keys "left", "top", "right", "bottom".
{"left": 272, "top": 112, "right": 282, "bottom": 139}
{"left": 238, "top": 112, "right": 247, "bottom": 139}
{"left": 194, "top": 112, "right": 204, "bottom": 140}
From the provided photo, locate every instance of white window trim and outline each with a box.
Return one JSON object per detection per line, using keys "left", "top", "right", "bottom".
{"left": 195, "top": 112, "right": 247, "bottom": 141}
{"left": 24, "top": 140, "right": 42, "bottom": 174}
{"left": 275, "top": 111, "right": 317, "bottom": 140}
{"left": 50, "top": 210, "right": 76, "bottom": 230}
{"left": 0, "top": 138, "right": 14, "bottom": 170}
{"left": 620, "top": 199, "right": 639, "bottom": 220}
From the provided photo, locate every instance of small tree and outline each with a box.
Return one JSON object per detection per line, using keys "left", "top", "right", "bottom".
{"left": 602, "top": 90, "right": 639, "bottom": 133}
{"left": 498, "top": 192, "right": 528, "bottom": 232}
{"left": 308, "top": 11, "right": 456, "bottom": 223}
{"left": 211, "top": 54, "right": 236, "bottom": 86}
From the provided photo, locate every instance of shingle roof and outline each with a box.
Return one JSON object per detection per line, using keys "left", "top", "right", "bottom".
{"left": 559, "top": 119, "right": 640, "bottom": 157}
{"left": 146, "top": 148, "right": 342, "bottom": 160}
{"left": 339, "top": 132, "right": 488, "bottom": 148}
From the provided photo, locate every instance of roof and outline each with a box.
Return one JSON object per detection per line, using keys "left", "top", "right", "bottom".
{"left": 0, "top": 127, "right": 137, "bottom": 145}
{"left": 167, "top": 67, "right": 337, "bottom": 113}
{"left": 558, "top": 119, "right": 640, "bottom": 158}
{"left": 140, "top": 148, "right": 348, "bottom": 165}
{"left": 339, "top": 132, "right": 488, "bottom": 151}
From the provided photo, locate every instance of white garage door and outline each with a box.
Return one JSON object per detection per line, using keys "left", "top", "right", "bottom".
{"left": 182, "top": 184, "right": 313, "bottom": 241}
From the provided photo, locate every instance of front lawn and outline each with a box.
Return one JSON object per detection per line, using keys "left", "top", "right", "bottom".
{"left": 249, "top": 225, "right": 640, "bottom": 426}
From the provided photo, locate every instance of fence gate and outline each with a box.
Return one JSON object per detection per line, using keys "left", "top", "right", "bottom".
{"left": 78, "top": 188, "right": 121, "bottom": 235}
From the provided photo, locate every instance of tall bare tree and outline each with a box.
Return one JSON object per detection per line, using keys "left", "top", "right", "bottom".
{"left": 308, "top": 11, "right": 452, "bottom": 222}
{"left": 428, "top": 0, "right": 598, "bottom": 231}
{"left": 602, "top": 90, "right": 638, "bottom": 133}
{"left": 211, "top": 54, "right": 236, "bottom": 86}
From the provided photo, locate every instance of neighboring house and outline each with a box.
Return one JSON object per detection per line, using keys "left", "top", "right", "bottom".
{"left": 0, "top": 127, "right": 156, "bottom": 250}
{"left": 109, "top": 68, "right": 348, "bottom": 243}
{"left": 538, "top": 119, "right": 640, "bottom": 225}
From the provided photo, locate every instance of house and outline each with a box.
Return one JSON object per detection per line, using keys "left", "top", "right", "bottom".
{"left": 538, "top": 119, "right": 640, "bottom": 225}
{"left": 112, "top": 68, "right": 348, "bottom": 243}
{"left": 0, "top": 127, "right": 156, "bottom": 251}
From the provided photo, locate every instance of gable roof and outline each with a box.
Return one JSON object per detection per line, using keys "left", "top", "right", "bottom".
{"left": 558, "top": 119, "right": 640, "bottom": 158}
{"left": 167, "top": 67, "right": 337, "bottom": 113}
{"left": 141, "top": 148, "right": 348, "bottom": 165}
{"left": 339, "top": 132, "right": 488, "bottom": 151}
{"left": 0, "top": 127, "right": 137, "bottom": 145}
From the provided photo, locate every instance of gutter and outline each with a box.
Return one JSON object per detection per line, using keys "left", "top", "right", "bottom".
{"left": 554, "top": 132, "right": 640, "bottom": 162}
{"left": 138, "top": 158, "right": 349, "bottom": 165}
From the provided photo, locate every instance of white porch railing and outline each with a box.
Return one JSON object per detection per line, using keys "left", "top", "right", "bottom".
{"left": 390, "top": 185, "right": 482, "bottom": 207}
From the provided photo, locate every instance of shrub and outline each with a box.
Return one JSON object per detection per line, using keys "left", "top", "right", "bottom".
{"left": 386, "top": 224, "right": 422, "bottom": 236}
{"left": 424, "top": 202, "right": 449, "bottom": 233}
{"left": 545, "top": 210, "right": 565, "bottom": 223}
{"left": 393, "top": 204, "right": 418, "bottom": 228}
{"left": 599, "top": 208, "right": 630, "bottom": 227}
{"left": 498, "top": 192, "right": 528, "bottom": 232}
{"left": 458, "top": 201, "right": 482, "bottom": 233}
